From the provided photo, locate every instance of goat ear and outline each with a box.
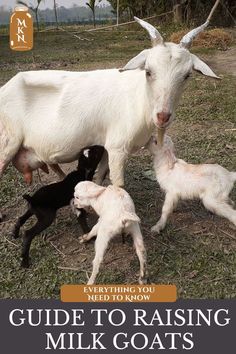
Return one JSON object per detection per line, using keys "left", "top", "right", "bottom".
{"left": 83, "top": 185, "right": 106, "bottom": 199}
{"left": 83, "top": 149, "right": 89, "bottom": 158}
{"left": 191, "top": 54, "right": 220, "bottom": 79}
{"left": 119, "top": 49, "right": 149, "bottom": 72}
{"left": 166, "top": 149, "right": 176, "bottom": 169}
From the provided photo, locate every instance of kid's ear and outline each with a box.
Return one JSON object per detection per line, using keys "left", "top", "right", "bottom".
{"left": 83, "top": 149, "right": 89, "bottom": 158}
{"left": 79, "top": 185, "right": 106, "bottom": 199}
{"left": 166, "top": 149, "right": 177, "bottom": 169}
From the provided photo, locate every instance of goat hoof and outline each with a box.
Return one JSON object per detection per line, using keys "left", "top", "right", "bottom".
{"left": 21, "top": 258, "right": 30, "bottom": 268}
{"left": 151, "top": 225, "right": 161, "bottom": 234}
{"left": 11, "top": 230, "right": 19, "bottom": 239}
{"left": 79, "top": 234, "right": 89, "bottom": 244}
{"left": 138, "top": 277, "right": 148, "bottom": 285}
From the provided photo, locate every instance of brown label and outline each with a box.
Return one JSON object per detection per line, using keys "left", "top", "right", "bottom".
{"left": 10, "top": 8, "right": 33, "bottom": 51}
{"left": 61, "top": 285, "right": 177, "bottom": 303}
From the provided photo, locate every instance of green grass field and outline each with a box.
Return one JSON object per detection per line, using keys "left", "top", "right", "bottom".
{"left": 0, "top": 26, "right": 235, "bottom": 299}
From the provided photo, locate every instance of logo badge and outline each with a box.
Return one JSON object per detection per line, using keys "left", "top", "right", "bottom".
{"left": 10, "top": 5, "right": 33, "bottom": 51}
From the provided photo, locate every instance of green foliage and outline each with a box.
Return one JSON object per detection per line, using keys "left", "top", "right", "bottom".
{"left": 108, "top": 0, "right": 161, "bottom": 19}
{"left": 86, "top": 0, "right": 102, "bottom": 27}
{"left": 86, "top": 0, "right": 97, "bottom": 11}
{"left": 17, "top": 0, "right": 43, "bottom": 12}
{"left": 107, "top": 0, "right": 236, "bottom": 26}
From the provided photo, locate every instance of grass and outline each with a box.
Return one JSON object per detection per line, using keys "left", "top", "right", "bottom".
{"left": 0, "top": 22, "right": 223, "bottom": 84}
{"left": 0, "top": 26, "right": 235, "bottom": 299}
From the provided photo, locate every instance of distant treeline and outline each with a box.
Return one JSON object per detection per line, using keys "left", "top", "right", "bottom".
{"left": 108, "top": 0, "right": 236, "bottom": 26}
{"left": 0, "top": 0, "right": 235, "bottom": 27}
{"left": 0, "top": 5, "right": 114, "bottom": 26}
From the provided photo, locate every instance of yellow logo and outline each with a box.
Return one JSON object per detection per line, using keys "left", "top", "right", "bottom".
{"left": 10, "top": 6, "right": 33, "bottom": 51}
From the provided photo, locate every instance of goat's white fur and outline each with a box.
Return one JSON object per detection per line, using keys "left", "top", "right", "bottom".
{"left": 147, "top": 135, "right": 236, "bottom": 233}
{"left": 0, "top": 19, "right": 218, "bottom": 193}
{"left": 73, "top": 181, "right": 147, "bottom": 285}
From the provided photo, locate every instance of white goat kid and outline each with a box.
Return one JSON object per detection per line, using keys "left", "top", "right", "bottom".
{"left": 0, "top": 18, "right": 218, "bottom": 213}
{"left": 147, "top": 135, "right": 236, "bottom": 233}
{"left": 73, "top": 181, "right": 147, "bottom": 285}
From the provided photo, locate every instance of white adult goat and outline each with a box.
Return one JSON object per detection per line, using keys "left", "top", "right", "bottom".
{"left": 0, "top": 18, "right": 218, "bottom": 220}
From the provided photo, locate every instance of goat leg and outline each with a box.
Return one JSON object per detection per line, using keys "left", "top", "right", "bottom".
{"left": 21, "top": 209, "right": 56, "bottom": 268}
{"left": 49, "top": 164, "right": 66, "bottom": 180}
{"left": 77, "top": 208, "right": 90, "bottom": 234}
{"left": 12, "top": 209, "right": 33, "bottom": 239}
{"left": 79, "top": 222, "right": 99, "bottom": 244}
{"left": 151, "top": 193, "right": 178, "bottom": 234}
{"left": 87, "top": 230, "right": 111, "bottom": 285}
{"left": 0, "top": 137, "right": 22, "bottom": 219}
{"left": 128, "top": 223, "right": 147, "bottom": 284}
{"left": 94, "top": 150, "right": 109, "bottom": 185}
{"left": 107, "top": 149, "right": 127, "bottom": 187}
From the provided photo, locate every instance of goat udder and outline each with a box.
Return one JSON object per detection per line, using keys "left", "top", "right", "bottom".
{"left": 12, "top": 147, "right": 50, "bottom": 184}
{"left": 24, "top": 171, "right": 33, "bottom": 185}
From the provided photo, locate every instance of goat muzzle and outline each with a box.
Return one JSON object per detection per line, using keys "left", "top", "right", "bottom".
{"left": 157, "top": 112, "right": 171, "bottom": 127}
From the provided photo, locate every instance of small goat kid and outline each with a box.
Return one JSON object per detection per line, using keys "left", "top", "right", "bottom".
{"left": 73, "top": 181, "right": 147, "bottom": 285}
{"left": 12, "top": 146, "right": 104, "bottom": 268}
{"left": 147, "top": 135, "right": 236, "bottom": 233}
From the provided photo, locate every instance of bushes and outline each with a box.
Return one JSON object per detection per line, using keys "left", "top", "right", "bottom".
{"left": 170, "top": 28, "right": 232, "bottom": 50}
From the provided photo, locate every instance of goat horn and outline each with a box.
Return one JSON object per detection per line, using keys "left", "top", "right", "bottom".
{"left": 134, "top": 17, "right": 163, "bottom": 46}
{"left": 179, "top": 20, "right": 209, "bottom": 48}
{"left": 180, "top": 0, "right": 221, "bottom": 48}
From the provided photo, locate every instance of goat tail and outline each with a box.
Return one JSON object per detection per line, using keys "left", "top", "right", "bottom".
{"left": 23, "top": 193, "right": 32, "bottom": 203}
{"left": 122, "top": 212, "right": 140, "bottom": 227}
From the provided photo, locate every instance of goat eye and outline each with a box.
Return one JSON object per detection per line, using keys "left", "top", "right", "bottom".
{"left": 146, "top": 70, "right": 151, "bottom": 77}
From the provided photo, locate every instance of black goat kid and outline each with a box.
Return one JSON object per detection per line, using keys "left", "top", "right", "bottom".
{"left": 12, "top": 146, "right": 104, "bottom": 268}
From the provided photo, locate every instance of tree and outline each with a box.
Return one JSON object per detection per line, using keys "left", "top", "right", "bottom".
{"left": 108, "top": 0, "right": 161, "bottom": 19}
{"left": 17, "top": 0, "right": 43, "bottom": 31}
{"left": 107, "top": 0, "right": 235, "bottom": 26}
{"left": 86, "top": 0, "right": 102, "bottom": 27}
{"left": 53, "top": 0, "right": 59, "bottom": 29}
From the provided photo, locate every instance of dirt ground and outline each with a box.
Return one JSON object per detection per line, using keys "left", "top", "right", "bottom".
{"left": 207, "top": 47, "right": 236, "bottom": 76}
{"left": 0, "top": 27, "right": 235, "bottom": 299}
